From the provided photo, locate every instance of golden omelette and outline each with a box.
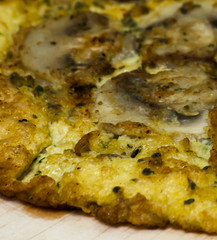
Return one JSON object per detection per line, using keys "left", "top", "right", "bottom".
{"left": 1, "top": 0, "right": 217, "bottom": 234}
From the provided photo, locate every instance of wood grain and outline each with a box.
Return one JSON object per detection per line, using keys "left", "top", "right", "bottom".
{"left": 0, "top": 196, "right": 217, "bottom": 240}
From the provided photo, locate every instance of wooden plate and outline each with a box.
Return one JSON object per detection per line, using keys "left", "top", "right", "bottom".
{"left": 1, "top": 196, "right": 217, "bottom": 240}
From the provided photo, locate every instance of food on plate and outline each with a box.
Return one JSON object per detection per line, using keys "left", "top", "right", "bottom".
{"left": 1, "top": 0, "right": 217, "bottom": 234}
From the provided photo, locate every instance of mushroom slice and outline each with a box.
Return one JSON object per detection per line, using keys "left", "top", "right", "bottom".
{"left": 141, "top": 2, "right": 217, "bottom": 61}
{"left": 20, "top": 11, "right": 137, "bottom": 86}
{"left": 93, "top": 60, "right": 217, "bottom": 136}
{"left": 120, "top": 61, "right": 217, "bottom": 117}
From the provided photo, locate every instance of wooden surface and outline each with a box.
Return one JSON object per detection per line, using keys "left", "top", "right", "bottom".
{"left": 1, "top": 196, "right": 217, "bottom": 240}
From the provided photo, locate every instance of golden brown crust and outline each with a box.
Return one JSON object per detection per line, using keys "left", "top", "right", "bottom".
{"left": 0, "top": 75, "right": 50, "bottom": 179}
{"left": 0, "top": 176, "right": 59, "bottom": 207}
{"left": 1, "top": 0, "right": 217, "bottom": 235}
{"left": 75, "top": 131, "right": 100, "bottom": 156}
{"left": 94, "top": 193, "right": 168, "bottom": 228}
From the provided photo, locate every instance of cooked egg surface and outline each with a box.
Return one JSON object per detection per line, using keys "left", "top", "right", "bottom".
{"left": 0, "top": 0, "right": 214, "bottom": 187}
{"left": 1, "top": 0, "right": 217, "bottom": 234}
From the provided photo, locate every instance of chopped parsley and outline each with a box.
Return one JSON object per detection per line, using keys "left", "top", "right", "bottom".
{"left": 18, "top": 119, "right": 28, "bottom": 123}
{"left": 100, "top": 141, "right": 108, "bottom": 149}
{"left": 184, "top": 198, "right": 195, "bottom": 205}
{"left": 34, "top": 85, "right": 44, "bottom": 97}
{"left": 131, "top": 146, "right": 142, "bottom": 158}
{"left": 119, "top": 65, "right": 126, "bottom": 70}
{"left": 35, "top": 170, "right": 42, "bottom": 176}
{"left": 151, "top": 152, "right": 161, "bottom": 158}
{"left": 188, "top": 178, "right": 196, "bottom": 190}
{"left": 174, "top": 88, "right": 186, "bottom": 92}
{"left": 113, "top": 186, "right": 121, "bottom": 193}
{"left": 142, "top": 168, "right": 154, "bottom": 176}
{"left": 122, "top": 13, "right": 137, "bottom": 28}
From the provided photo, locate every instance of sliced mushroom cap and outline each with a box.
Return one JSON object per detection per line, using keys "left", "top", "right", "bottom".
{"left": 21, "top": 12, "right": 108, "bottom": 75}
{"left": 90, "top": 1, "right": 217, "bottom": 137}
{"left": 141, "top": 2, "right": 217, "bottom": 61}
{"left": 93, "top": 60, "right": 217, "bottom": 136}
{"left": 117, "top": 61, "right": 217, "bottom": 117}
{"left": 20, "top": 11, "right": 137, "bottom": 86}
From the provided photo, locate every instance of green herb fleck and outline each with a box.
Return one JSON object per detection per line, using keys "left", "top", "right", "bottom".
{"left": 184, "top": 198, "right": 195, "bottom": 205}
{"left": 76, "top": 103, "right": 85, "bottom": 107}
{"left": 131, "top": 146, "right": 142, "bottom": 158}
{"left": 138, "top": 158, "right": 145, "bottom": 162}
{"left": 186, "top": 150, "right": 193, "bottom": 153}
{"left": 38, "top": 157, "right": 45, "bottom": 163}
{"left": 19, "top": 119, "right": 28, "bottom": 123}
{"left": 100, "top": 141, "right": 108, "bottom": 149}
{"left": 119, "top": 65, "right": 125, "bottom": 70}
{"left": 142, "top": 168, "right": 154, "bottom": 176}
{"left": 113, "top": 186, "right": 121, "bottom": 193}
{"left": 10, "top": 72, "right": 34, "bottom": 88}
{"left": 34, "top": 85, "right": 44, "bottom": 97}
{"left": 174, "top": 88, "right": 186, "bottom": 92}
{"left": 127, "top": 144, "right": 133, "bottom": 149}
{"left": 122, "top": 13, "right": 137, "bottom": 28}
{"left": 161, "top": 85, "right": 170, "bottom": 90}
{"left": 151, "top": 152, "right": 161, "bottom": 158}
{"left": 188, "top": 178, "right": 196, "bottom": 190}
{"left": 35, "top": 170, "right": 42, "bottom": 176}
{"left": 204, "top": 139, "right": 212, "bottom": 146}
{"left": 131, "top": 178, "right": 138, "bottom": 182}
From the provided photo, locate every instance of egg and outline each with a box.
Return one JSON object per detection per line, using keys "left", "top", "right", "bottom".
{"left": 1, "top": 0, "right": 217, "bottom": 234}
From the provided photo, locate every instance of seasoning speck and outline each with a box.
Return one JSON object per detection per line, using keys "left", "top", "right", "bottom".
{"left": 203, "top": 165, "right": 211, "bottom": 170}
{"left": 151, "top": 152, "right": 161, "bottom": 158}
{"left": 19, "top": 119, "right": 28, "bottom": 123}
{"left": 184, "top": 198, "right": 195, "bottom": 205}
{"left": 188, "top": 178, "right": 196, "bottom": 190}
{"left": 113, "top": 186, "right": 121, "bottom": 193}
{"left": 131, "top": 146, "right": 142, "bottom": 158}
{"left": 142, "top": 168, "right": 154, "bottom": 176}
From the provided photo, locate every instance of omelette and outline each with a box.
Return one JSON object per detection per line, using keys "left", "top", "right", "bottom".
{"left": 1, "top": 0, "right": 217, "bottom": 234}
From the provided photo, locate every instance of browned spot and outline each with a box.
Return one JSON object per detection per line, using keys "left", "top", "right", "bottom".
{"left": 75, "top": 131, "right": 100, "bottom": 156}
{"left": 94, "top": 193, "right": 168, "bottom": 227}
{"left": 100, "top": 121, "right": 154, "bottom": 138}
